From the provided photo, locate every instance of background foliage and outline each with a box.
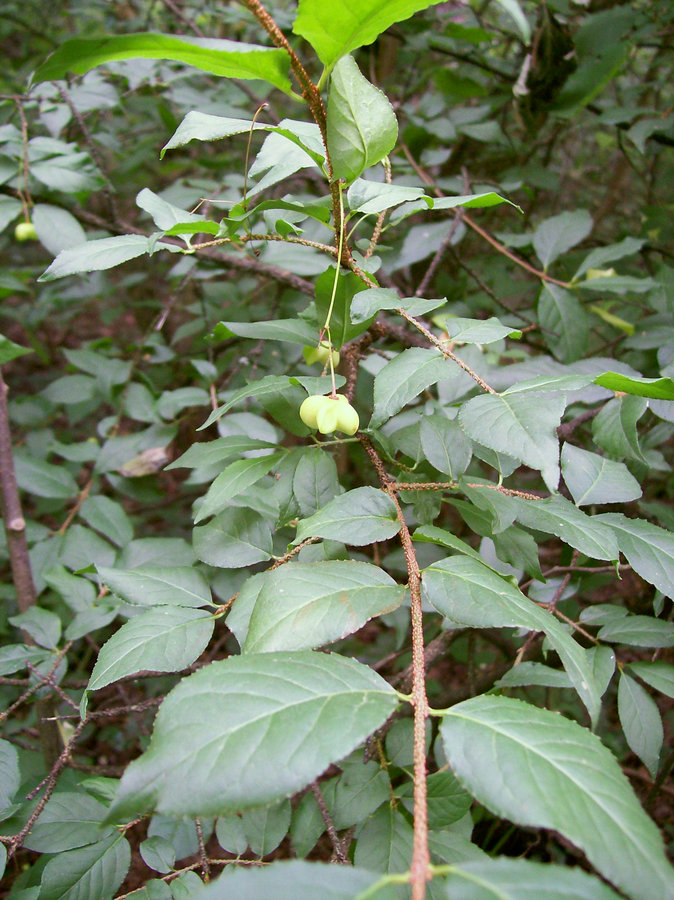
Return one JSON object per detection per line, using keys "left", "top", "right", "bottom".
{"left": 1, "top": 1, "right": 673, "bottom": 898}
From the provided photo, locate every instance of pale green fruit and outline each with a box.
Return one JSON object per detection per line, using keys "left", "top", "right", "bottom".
{"left": 299, "top": 394, "right": 327, "bottom": 430}
{"left": 14, "top": 222, "right": 38, "bottom": 241}
{"left": 299, "top": 394, "right": 359, "bottom": 436}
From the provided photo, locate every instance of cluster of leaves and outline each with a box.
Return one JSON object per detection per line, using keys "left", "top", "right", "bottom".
{"left": 1, "top": 1, "right": 673, "bottom": 898}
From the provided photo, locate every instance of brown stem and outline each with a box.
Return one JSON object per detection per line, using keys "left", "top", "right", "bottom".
{"left": 462, "top": 213, "right": 571, "bottom": 288}
{"left": 6, "top": 719, "right": 87, "bottom": 860}
{"left": 400, "top": 143, "right": 571, "bottom": 289}
{"left": 75, "top": 207, "right": 317, "bottom": 296}
{"left": 311, "top": 781, "right": 349, "bottom": 863}
{"left": 396, "top": 309, "right": 497, "bottom": 395}
{"left": 237, "top": 1, "right": 350, "bottom": 264}
{"left": 0, "top": 370, "right": 61, "bottom": 767}
{"left": 195, "top": 818, "right": 211, "bottom": 881}
{"left": 0, "top": 371, "right": 36, "bottom": 615}
{"left": 415, "top": 212, "right": 464, "bottom": 298}
{"left": 358, "top": 436, "right": 430, "bottom": 898}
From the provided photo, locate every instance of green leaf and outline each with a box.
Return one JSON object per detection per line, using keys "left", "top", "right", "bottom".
{"left": 161, "top": 112, "right": 325, "bottom": 166}
{"left": 533, "top": 210, "right": 593, "bottom": 269}
{"left": 513, "top": 495, "right": 619, "bottom": 561}
{"left": 136, "top": 188, "right": 208, "bottom": 236}
{"left": 314, "top": 267, "right": 373, "bottom": 347}
{"left": 193, "top": 508, "right": 273, "bottom": 569}
{"left": 106, "top": 651, "right": 399, "bottom": 819}
{"left": 627, "top": 661, "right": 674, "bottom": 698}
{"left": 96, "top": 566, "right": 212, "bottom": 608}
{"left": 593, "top": 372, "right": 674, "bottom": 400}
{"left": 439, "top": 695, "right": 674, "bottom": 900}
{"left": 574, "top": 237, "right": 644, "bottom": 280}
{"left": 293, "top": 0, "right": 444, "bottom": 71}
{"left": 13, "top": 452, "right": 78, "bottom": 499}
{"left": 431, "top": 192, "right": 521, "bottom": 212}
{"left": 495, "top": 661, "right": 574, "bottom": 690}
{"left": 458, "top": 392, "right": 565, "bottom": 492}
{"left": 200, "top": 375, "right": 299, "bottom": 429}
{"left": 247, "top": 122, "right": 325, "bottom": 196}
{"left": 0, "top": 197, "right": 22, "bottom": 233}
{"left": 353, "top": 803, "right": 413, "bottom": 878}
{"left": 0, "top": 333, "right": 32, "bottom": 364}
{"left": 538, "top": 284, "right": 589, "bottom": 363}
{"left": 0, "top": 740, "right": 19, "bottom": 809}
{"left": 420, "top": 415, "right": 472, "bottom": 478}
{"left": 437, "top": 857, "right": 621, "bottom": 899}
{"left": 347, "top": 179, "right": 426, "bottom": 214}
{"left": 578, "top": 275, "right": 655, "bottom": 294}
{"left": 596, "top": 513, "right": 674, "bottom": 597}
{"left": 292, "top": 450, "right": 340, "bottom": 517}
{"left": 503, "top": 374, "right": 595, "bottom": 395}
{"left": 140, "top": 836, "right": 176, "bottom": 874}
{"left": 189, "top": 860, "right": 392, "bottom": 900}
{"left": 331, "top": 755, "right": 392, "bottom": 829}
{"left": 32, "top": 34, "right": 293, "bottom": 95}
{"left": 215, "top": 815, "right": 248, "bottom": 856}
{"left": 23, "top": 792, "right": 113, "bottom": 853}
{"left": 592, "top": 395, "right": 647, "bottom": 462}
{"left": 596, "top": 616, "right": 674, "bottom": 649}
{"left": 439, "top": 316, "right": 522, "bottom": 344}
{"left": 32, "top": 203, "right": 86, "bottom": 256}
{"left": 214, "top": 319, "right": 317, "bottom": 346}
{"left": 295, "top": 486, "right": 400, "bottom": 545}
{"left": 413, "top": 524, "right": 484, "bottom": 563}
{"left": 0, "top": 643, "right": 52, "bottom": 676}
{"left": 423, "top": 555, "right": 600, "bottom": 724}
{"left": 326, "top": 55, "right": 398, "bottom": 185}
{"left": 460, "top": 479, "right": 519, "bottom": 535}
{"left": 167, "top": 436, "right": 275, "bottom": 470}
{"left": 618, "top": 672, "right": 663, "bottom": 778}
{"left": 39, "top": 235, "right": 180, "bottom": 281}
{"left": 561, "top": 444, "right": 641, "bottom": 506}
{"left": 37, "top": 833, "right": 131, "bottom": 900}
{"left": 194, "top": 452, "right": 284, "bottom": 523}
{"left": 398, "top": 770, "right": 471, "bottom": 829}
{"left": 79, "top": 496, "right": 133, "bottom": 548}
{"left": 350, "top": 287, "right": 444, "bottom": 324}
{"left": 241, "top": 801, "right": 291, "bottom": 856}
{"left": 87, "top": 607, "right": 214, "bottom": 693}
{"left": 243, "top": 560, "right": 404, "bottom": 652}
{"left": 371, "top": 348, "right": 452, "bottom": 428}
{"left": 493, "top": 0, "right": 532, "bottom": 42}
{"left": 8, "top": 607, "right": 61, "bottom": 650}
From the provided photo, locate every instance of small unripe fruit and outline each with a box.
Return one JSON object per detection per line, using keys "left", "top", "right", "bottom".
{"left": 303, "top": 341, "right": 340, "bottom": 367}
{"left": 14, "top": 222, "right": 38, "bottom": 242}
{"left": 299, "top": 394, "right": 359, "bottom": 436}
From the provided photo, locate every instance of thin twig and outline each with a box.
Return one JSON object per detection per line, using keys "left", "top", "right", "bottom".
{"left": 400, "top": 143, "right": 571, "bottom": 289}
{"left": 311, "top": 781, "right": 349, "bottom": 863}
{"left": 195, "top": 818, "right": 210, "bottom": 881}
{"left": 7, "top": 719, "right": 87, "bottom": 860}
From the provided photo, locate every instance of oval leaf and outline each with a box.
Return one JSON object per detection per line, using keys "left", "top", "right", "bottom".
{"left": 459, "top": 392, "right": 565, "bottom": 492}
{"left": 326, "top": 55, "right": 397, "bottom": 185}
{"left": 295, "top": 486, "right": 400, "bottom": 545}
{"left": 87, "top": 607, "right": 214, "bottom": 693}
{"left": 440, "top": 695, "right": 674, "bottom": 900}
{"left": 106, "top": 651, "right": 399, "bottom": 819}
{"left": 243, "top": 560, "right": 404, "bottom": 652}
{"left": 423, "top": 555, "right": 600, "bottom": 724}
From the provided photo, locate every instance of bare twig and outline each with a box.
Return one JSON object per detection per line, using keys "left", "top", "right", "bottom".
{"left": 311, "top": 781, "right": 349, "bottom": 863}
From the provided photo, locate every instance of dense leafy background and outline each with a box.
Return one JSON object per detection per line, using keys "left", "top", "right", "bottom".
{"left": 1, "top": 1, "right": 673, "bottom": 898}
